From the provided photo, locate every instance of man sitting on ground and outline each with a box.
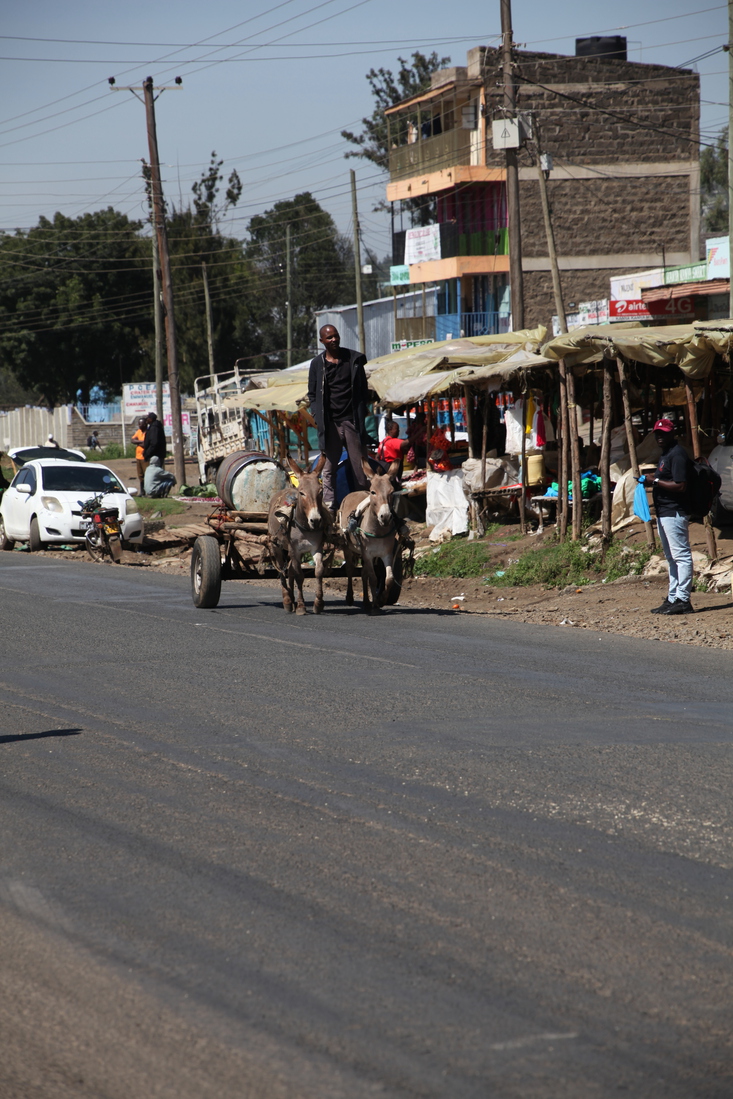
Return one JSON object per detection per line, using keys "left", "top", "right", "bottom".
{"left": 144, "top": 455, "right": 176, "bottom": 499}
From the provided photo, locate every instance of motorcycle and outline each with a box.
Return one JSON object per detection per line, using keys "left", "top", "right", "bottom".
{"left": 79, "top": 491, "right": 123, "bottom": 562}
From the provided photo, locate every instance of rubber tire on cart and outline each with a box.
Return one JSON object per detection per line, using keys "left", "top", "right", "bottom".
{"left": 0, "top": 515, "right": 14, "bottom": 551}
{"left": 191, "top": 536, "right": 222, "bottom": 608}
{"left": 29, "top": 516, "right": 44, "bottom": 553}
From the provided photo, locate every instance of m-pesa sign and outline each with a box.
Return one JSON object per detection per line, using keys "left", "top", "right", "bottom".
{"left": 609, "top": 298, "right": 694, "bottom": 320}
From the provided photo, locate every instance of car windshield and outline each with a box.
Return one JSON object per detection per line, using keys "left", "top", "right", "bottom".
{"left": 40, "top": 466, "right": 124, "bottom": 493}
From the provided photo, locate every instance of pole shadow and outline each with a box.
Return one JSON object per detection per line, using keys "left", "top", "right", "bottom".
{"left": 0, "top": 728, "right": 83, "bottom": 745}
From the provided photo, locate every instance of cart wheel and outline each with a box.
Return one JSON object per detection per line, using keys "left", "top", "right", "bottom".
{"left": 0, "top": 515, "right": 14, "bottom": 551}
{"left": 191, "top": 536, "right": 222, "bottom": 608}
{"left": 29, "top": 517, "right": 45, "bottom": 553}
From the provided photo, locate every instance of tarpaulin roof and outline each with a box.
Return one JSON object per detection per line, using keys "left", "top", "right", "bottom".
{"left": 223, "top": 381, "right": 309, "bottom": 414}
{"left": 368, "top": 327, "right": 548, "bottom": 400}
{"left": 379, "top": 349, "right": 555, "bottom": 407}
{"left": 542, "top": 320, "right": 733, "bottom": 380}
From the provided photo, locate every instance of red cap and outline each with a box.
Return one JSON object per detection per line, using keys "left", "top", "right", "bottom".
{"left": 653, "top": 418, "right": 675, "bottom": 433}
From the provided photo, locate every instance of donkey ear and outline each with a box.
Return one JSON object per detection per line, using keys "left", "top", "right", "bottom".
{"left": 387, "top": 460, "right": 401, "bottom": 480}
{"left": 361, "top": 456, "right": 375, "bottom": 482}
{"left": 288, "top": 454, "right": 304, "bottom": 477}
{"left": 314, "top": 452, "right": 326, "bottom": 476}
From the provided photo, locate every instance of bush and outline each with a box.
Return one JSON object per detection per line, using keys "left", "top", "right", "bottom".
{"left": 493, "top": 539, "right": 650, "bottom": 588}
{"left": 414, "top": 528, "right": 499, "bottom": 578}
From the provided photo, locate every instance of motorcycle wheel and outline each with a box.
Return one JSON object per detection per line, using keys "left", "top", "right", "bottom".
{"left": 85, "top": 527, "right": 106, "bottom": 562}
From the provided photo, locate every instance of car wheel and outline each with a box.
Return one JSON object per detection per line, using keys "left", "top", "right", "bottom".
{"left": 191, "top": 536, "right": 222, "bottom": 608}
{"left": 0, "top": 515, "right": 14, "bottom": 551}
{"left": 28, "top": 516, "right": 44, "bottom": 552}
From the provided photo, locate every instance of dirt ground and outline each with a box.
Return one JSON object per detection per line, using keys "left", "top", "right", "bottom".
{"left": 23, "top": 455, "right": 733, "bottom": 652}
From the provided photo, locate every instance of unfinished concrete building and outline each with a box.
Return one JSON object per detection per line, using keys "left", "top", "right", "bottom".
{"left": 386, "top": 38, "right": 700, "bottom": 333}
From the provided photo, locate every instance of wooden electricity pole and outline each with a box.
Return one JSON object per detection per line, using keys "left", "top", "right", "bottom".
{"left": 201, "top": 262, "right": 215, "bottom": 375}
{"left": 500, "top": 0, "right": 524, "bottom": 331}
{"left": 151, "top": 228, "right": 165, "bottom": 420}
{"left": 286, "top": 223, "right": 293, "bottom": 368}
{"left": 142, "top": 76, "right": 185, "bottom": 487}
{"left": 350, "top": 169, "right": 366, "bottom": 355}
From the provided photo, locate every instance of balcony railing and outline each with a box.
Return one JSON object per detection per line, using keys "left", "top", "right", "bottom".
{"left": 389, "top": 128, "right": 473, "bottom": 181}
{"left": 435, "top": 312, "right": 511, "bottom": 341}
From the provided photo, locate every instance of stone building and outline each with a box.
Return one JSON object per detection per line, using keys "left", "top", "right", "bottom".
{"left": 385, "top": 38, "right": 700, "bottom": 332}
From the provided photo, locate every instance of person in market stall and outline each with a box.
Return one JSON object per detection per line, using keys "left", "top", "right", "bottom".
{"left": 377, "top": 418, "right": 427, "bottom": 476}
{"left": 306, "top": 324, "right": 370, "bottom": 515}
{"left": 639, "top": 417, "right": 694, "bottom": 616}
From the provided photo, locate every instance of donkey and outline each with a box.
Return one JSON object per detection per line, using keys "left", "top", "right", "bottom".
{"left": 267, "top": 453, "right": 329, "bottom": 614}
{"left": 338, "top": 458, "right": 407, "bottom": 614}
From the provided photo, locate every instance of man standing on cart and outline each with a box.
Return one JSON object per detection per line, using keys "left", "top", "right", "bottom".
{"left": 307, "top": 325, "right": 370, "bottom": 515}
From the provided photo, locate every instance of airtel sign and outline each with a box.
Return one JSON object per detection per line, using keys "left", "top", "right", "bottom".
{"left": 609, "top": 298, "right": 694, "bottom": 320}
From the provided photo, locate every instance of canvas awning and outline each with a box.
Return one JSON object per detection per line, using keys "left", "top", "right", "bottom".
{"left": 541, "top": 320, "right": 733, "bottom": 380}
{"left": 223, "top": 381, "right": 308, "bottom": 414}
{"left": 368, "top": 327, "right": 548, "bottom": 400}
{"left": 379, "top": 349, "right": 555, "bottom": 407}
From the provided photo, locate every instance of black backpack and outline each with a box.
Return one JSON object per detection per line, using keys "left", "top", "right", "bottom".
{"left": 687, "top": 456, "right": 722, "bottom": 521}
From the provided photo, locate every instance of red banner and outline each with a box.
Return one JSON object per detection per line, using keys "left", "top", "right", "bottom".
{"left": 609, "top": 298, "right": 694, "bottom": 320}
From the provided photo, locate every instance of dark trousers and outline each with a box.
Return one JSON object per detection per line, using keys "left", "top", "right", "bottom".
{"left": 322, "top": 419, "right": 368, "bottom": 506}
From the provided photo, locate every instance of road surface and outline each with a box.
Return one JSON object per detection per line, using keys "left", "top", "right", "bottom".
{"left": 1, "top": 553, "right": 731, "bottom": 1097}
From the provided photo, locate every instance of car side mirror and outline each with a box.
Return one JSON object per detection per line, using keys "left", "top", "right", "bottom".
{"left": 15, "top": 483, "right": 31, "bottom": 495}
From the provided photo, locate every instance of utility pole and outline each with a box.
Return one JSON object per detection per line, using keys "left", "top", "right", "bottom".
{"left": 286, "top": 224, "right": 293, "bottom": 368}
{"left": 201, "top": 262, "right": 215, "bottom": 375}
{"left": 151, "top": 231, "right": 164, "bottom": 421}
{"left": 141, "top": 76, "right": 184, "bottom": 487}
{"left": 111, "top": 74, "right": 182, "bottom": 477}
{"left": 728, "top": 0, "right": 733, "bottom": 318}
{"left": 500, "top": 0, "right": 524, "bottom": 331}
{"left": 350, "top": 169, "right": 366, "bottom": 355}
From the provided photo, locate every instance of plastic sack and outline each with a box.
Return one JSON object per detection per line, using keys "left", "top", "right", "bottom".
{"left": 633, "top": 479, "right": 651, "bottom": 522}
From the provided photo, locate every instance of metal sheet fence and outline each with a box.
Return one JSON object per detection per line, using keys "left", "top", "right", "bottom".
{"left": 316, "top": 289, "right": 437, "bottom": 361}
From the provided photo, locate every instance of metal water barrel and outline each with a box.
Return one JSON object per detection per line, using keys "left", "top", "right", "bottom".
{"left": 215, "top": 451, "right": 289, "bottom": 512}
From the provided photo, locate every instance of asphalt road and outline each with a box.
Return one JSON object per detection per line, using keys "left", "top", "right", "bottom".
{"left": 1, "top": 552, "right": 732, "bottom": 1098}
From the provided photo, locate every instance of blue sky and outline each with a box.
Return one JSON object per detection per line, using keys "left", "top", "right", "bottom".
{"left": 0, "top": 0, "right": 727, "bottom": 260}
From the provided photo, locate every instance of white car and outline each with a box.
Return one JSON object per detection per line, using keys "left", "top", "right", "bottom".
{"left": 0, "top": 459, "right": 143, "bottom": 551}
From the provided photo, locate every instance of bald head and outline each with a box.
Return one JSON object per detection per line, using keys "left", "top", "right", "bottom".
{"left": 319, "top": 325, "right": 340, "bottom": 352}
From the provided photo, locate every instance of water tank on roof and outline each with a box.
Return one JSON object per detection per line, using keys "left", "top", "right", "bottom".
{"left": 575, "top": 36, "right": 627, "bottom": 60}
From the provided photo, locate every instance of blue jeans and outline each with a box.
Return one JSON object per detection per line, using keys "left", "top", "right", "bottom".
{"left": 657, "top": 514, "right": 693, "bottom": 602}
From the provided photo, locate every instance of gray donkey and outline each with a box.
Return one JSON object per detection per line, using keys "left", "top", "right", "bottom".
{"left": 338, "top": 458, "right": 408, "bottom": 614}
{"left": 267, "top": 453, "right": 329, "bottom": 614}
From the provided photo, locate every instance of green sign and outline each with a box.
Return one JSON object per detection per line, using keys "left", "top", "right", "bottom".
{"left": 664, "top": 262, "right": 707, "bottom": 285}
{"left": 390, "top": 265, "right": 410, "bottom": 285}
{"left": 390, "top": 339, "right": 434, "bottom": 351}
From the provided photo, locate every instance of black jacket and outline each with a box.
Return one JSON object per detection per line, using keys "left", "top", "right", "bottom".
{"left": 307, "top": 347, "right": 368, "bottom": 450}
{"left": 143, "top": 418, "right": 166, "bottom": 461}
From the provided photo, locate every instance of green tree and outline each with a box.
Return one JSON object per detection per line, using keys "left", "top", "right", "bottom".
{"left": 700, "top": 128, "right": 728, "bottom": 234}
{"left": 0, "top": 208, "right": 151, "bottom": 405}
{"left": 244, "top": 193, "right": 354, "bottom": 366}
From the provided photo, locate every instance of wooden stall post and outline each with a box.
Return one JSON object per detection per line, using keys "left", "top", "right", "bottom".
{"left": 568, "top": 371, "right": 583, "bottom": 542}
{"left": 617, "top": 356, "right": 655, "bottom": 551}
{"left": 464, "top": 384, "right": 475, "bottom": 459}
{"left": 519, "top": 389, "right": 527, "bottom": 534}
{"left": 600, "top": 357, "right": 613, "bottom": 546}
{"left": 448, "top": 395, "right": 456, "bottom": 446}
{"left": 481, "top": 394, "right": 489, "bottom": 491}
{"left": 685, "top": 378, "right": 718, "bottom": 562}
{"left": 557, "top": 359, "right": 570, "bottom": 539}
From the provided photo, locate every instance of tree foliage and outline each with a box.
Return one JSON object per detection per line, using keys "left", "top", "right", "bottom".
{"left": 0, "top": 208, "right": 150, "bottom": 405}
{"left": 244, "top": 192, "right": 354, "bottom": 366}
{"left": 341, "top": 51, "right": 451, "bottom": 170}
{"left": 700, "top": 128, "right": 728, "bottom": 234}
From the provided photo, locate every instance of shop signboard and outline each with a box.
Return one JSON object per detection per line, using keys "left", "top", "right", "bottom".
{"left": 122, "top": 382, "right": 190, "bottom": 434}
{"left": 404, "top": 224, "right": 441, "bottom": 265}
{"left": 706, "top": 235, "right": 730, "bottom": 280}
{"left": 609, "top": 298, "right": 694, "bottom": 320}
{"left": 609, "top": 268, "right": 664, "bottom": 301}
{"left": 389, "top": 265, "right": 410, "bottom": 285}
{"left": 664, "top": 261, "right": 707, "bottom": 285}
{"left": 390, "top": 339, "right": 434, "bottom": 352}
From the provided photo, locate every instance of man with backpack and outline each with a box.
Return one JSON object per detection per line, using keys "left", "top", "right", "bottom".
{"left": 641, "top": 418, "right": 694, "bottom": 616}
